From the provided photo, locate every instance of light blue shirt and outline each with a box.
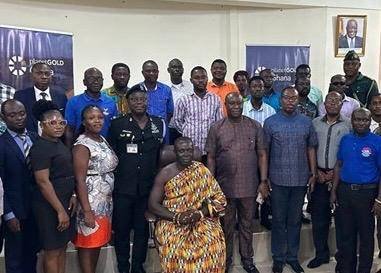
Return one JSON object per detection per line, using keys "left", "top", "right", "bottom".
{"left": 242, "top": 100, "right": 276, "bottom": 126}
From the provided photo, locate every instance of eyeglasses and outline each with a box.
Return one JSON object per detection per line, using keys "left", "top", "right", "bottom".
{"left": 42, "top": 119, "right": 68, "bottom": 127}
{"left": 282, "top": 95, "right": 298, "bottom": 102}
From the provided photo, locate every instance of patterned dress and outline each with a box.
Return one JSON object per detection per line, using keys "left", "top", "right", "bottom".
{"left": 155, "top": 161, "right": 227, "bottom": 273}
{"left": 73, "top": 134, "right": 118, "bottom": 248}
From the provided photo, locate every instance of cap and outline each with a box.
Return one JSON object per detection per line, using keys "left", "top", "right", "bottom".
{"left": 344, "top": 50, "right": 360, "bottom": 61}
{"left": 126, "top": 84, "right": 147, "bottom": 98}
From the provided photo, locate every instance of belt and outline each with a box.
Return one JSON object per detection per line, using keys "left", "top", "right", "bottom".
{"left": 341, "top": 182, "right": 379, "bottom": 190}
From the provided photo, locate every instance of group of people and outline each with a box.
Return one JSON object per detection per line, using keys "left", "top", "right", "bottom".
{"left": 0, "top": 49, "right": 380, "bottom": 273}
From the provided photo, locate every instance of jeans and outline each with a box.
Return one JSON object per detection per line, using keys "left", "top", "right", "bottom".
{"left": 271, "top": 183, "right": 307, "bottom": 263}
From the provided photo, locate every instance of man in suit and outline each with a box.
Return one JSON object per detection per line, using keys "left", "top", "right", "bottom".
{"left": 14, "top": 63, "right": 67, "bottom": 133}
{"left": 338, "top": 19, "right": 363, "bottom": 49}
{"left": 0, "top": 99, "right": 39, "bottom": 273}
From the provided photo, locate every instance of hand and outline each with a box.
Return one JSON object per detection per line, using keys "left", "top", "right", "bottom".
{"left": 83, "top": 210, "right": 96, "bottom": 228}
{"left": 317, "top": 170, "right": 334, "bottom": 183}
{"left": 7, "top": 218, "right": 21, "bottom": 233}
{"left": 258, "top": 180, "right": 270, "bottom": 199}
{"left": 57, "top": 210, "right": 70, "bottom": 232}
{"left": 308, "top": 175, "right": 317, "bottom": 194}
{"left": 177, "top": 210, "right": 198, "bottom": 225}
{"left": 68, "top": 195, "right": 77, "bottom": 217}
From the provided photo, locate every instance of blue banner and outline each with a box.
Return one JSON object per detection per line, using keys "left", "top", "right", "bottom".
{"left": 246, "top": 45, "right": 310, "bottom": 91}
{"left": 0, "top": 26, "right": 73, "bottom": 96}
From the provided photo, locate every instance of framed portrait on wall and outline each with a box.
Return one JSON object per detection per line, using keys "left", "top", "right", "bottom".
{"left": 335, "top": 15, "right": 367, "bottom": 57}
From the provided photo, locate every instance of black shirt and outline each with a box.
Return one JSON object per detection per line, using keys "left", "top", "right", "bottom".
{"left": 108, "top": 114, "right": 165, "bottom": 196}
{"left": 346, "top": 72, "right": 379, "bottom": 108}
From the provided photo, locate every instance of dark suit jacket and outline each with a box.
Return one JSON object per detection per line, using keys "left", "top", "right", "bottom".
{"left": 0, "top": 131, "right": 37, "bottom": 220}
{"left": 338, "top": 35, "right": 363, "bottom": 48}
{"left": 14, "top": 87, "right": 67, "bottom": 133}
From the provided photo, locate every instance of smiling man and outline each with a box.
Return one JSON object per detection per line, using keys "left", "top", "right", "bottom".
{"left": 331, "top": 108, "right": 381, "bottom": 273}
{"left": 339, "top": 19, "right": 363, "bottom": 49}
{"left": 64, "top": 68, "right": 117, "bottom": 145}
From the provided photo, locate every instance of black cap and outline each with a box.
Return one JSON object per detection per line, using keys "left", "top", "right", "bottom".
{"left": 344, "top": 50, "right": 360, "bottom": 61}
{"left": 126, "top": 84, "right": 146, "bottom": 98}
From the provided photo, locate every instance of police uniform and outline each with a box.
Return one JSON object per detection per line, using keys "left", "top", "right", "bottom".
{"left": 109, "top": 111, "right": 165, "bottom": 273}
{"left": 344, "top": 51, "right": 379, "bottom": 108}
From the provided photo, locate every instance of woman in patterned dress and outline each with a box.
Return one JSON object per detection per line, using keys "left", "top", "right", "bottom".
{"left": 72, "top": 105, "right": 118, "bottom": 273}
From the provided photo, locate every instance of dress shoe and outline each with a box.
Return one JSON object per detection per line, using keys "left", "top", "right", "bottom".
{"left": 243, "top": 264, "right": 260, "bottom": 273}
{"left": 261, "top": 220, "right": 272, "bottom": 230}
{"left": 307, "top": 257, "right": 329, "bottom": 268}
{"left": 130, "top": 266, "right": 146, "bottom": 273}
{"left": 286, "top": 260, "right": 304, "bottom": 273}
{"left": 272, "top": 261, "right": 284, "bottom": 273}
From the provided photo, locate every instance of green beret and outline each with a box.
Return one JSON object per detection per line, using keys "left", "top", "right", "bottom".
{"left": 344, "top": 50, "right": 360, "bottom": 61}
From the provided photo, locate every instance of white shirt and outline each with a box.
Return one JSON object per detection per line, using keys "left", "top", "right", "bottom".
{"left": 34, "top": 86, "right": 51, "bottom": 101}
{"left": 170, "top": 80, "right": 194, "bottom": 106}
{"left": 242, "top": 100, "right": 276, "bottom": 126}
{"left": 371, "top": 118, "right": 380, "bottom": 133}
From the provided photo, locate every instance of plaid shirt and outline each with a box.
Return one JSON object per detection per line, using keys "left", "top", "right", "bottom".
{"left": 0, "top": 83, "right": 16, "bottom": 135}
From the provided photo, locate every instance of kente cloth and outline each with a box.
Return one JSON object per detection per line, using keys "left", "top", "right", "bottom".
{"left": 155, "top": 161, "right": 226, "bottom": 273}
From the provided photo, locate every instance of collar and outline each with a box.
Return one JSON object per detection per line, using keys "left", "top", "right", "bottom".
{"left": 248, "top": 100, "right": 264, "bottom": 112}
{"left": 7, "top": 128, "right": 28, "bottom": 138}
{"left": 84, "top": 91, "right": 104, "bottom": 102}
{"left": 171, "top": 81, "right": 185, "bottom": 89}
{"left": 34, "top": 86, "right": 50, "bottom": 94}
{"left": 143, "top": 82, "right": 158, "bottom": 91}
{"left": 191, "top": 92, "right": 211, "bottom": 99}
{"left": 280, "top": 110, "right": 297, "bottom": 118}
{"left": 356, "top": 72, "right": 364, "bottom": 81}
{"left": 321, "top": 114, "right": 345, "bottom": 123}
{"left": 210, "top": 80, "right": 227, "bottom": 87}
{"left": 342, "top": 94, "right": 350, "bottom": 102}
{"left": 108, "top": 85, "right": 129, "bottom": 96}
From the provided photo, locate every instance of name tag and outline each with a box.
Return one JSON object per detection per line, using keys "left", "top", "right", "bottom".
{"left": 126, "top": 143, "right": 138, "bottom": 154}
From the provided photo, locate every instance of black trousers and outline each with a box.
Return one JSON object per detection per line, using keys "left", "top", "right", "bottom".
{"left": 310, "top": 182, "right": 331, "bottom": 260}
{"left": 336, "top": 183, "right": 378, "bottom": 273}
{"left": 113, "top": 193, "right": 149, "bottom": 272}
{"left": 5, "top": 216, "right": 39, "bottom": 273}
{"left": 260, "top": 198, "right": 271, "bottom": 223}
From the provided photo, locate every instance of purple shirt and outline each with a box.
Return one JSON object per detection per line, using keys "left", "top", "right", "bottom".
{"left": 318, "top": 95, "right": 360, "bottom": 119}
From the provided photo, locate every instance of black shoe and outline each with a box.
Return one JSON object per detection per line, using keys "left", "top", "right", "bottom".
{"left": 286, "top": 260, "right": 304, "bottom": 273}
{"left": 131, "top": 266, "right": 146, "bottom": 273}
{"left": 306, "top": 257, "right": 329, "bottom": 268}
{"left": 261, "top": 220, "right": 272, "bottom": 230}
{"left": 243, "top": 264, "right": 260, "bottom": 273}
{"left": 272, "top": 261, "right": 284, "bottom": 273}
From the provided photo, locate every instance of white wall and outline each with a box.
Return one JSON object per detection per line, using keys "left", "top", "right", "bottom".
{"left": 0, "top": 0, "right": 380, "bottom": 96}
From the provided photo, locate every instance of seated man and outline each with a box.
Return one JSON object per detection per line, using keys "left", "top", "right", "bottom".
{"left": 148, "top": 137, "right": 226, "bottom": 273}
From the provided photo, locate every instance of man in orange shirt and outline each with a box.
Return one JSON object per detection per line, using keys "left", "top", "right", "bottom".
{"left": 207, "top": 59, "right": 238, "bottom": 114}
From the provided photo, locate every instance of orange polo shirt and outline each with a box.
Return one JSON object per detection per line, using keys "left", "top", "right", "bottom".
{"left": 207, "top": 80, "right": 238, "bottom": 115}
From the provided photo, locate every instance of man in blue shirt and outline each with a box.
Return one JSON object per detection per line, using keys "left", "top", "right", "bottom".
{"left": 259, "top": 69, "right": 281, "bottom": 112}
{"left": 331, "top": 108, "right": 381, "bottom": 273}
{"left": 141, "top": 60, "right": 174, "bottom": 122}
{"left": 264, "top": 86, "right": 317, "bottom": 273}
{"left": 65, "top": 68, "right": 117, "bottom": 145}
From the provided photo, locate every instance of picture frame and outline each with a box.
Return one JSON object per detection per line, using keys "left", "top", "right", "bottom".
{"left": 335, "top": 15, "right": 367, "bottom": 57}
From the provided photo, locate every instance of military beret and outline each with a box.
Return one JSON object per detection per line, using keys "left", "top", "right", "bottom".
{"left": 126, "top": 84, "right": 147, "bottom": 98}
{"left": 344, "top": 50, "right": 360, "bottom": 61}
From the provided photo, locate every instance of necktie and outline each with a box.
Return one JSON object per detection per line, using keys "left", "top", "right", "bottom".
{"left": 350, "top": 38, "right": 354, "bottom": 48}
{"left": 40, "top": 92, "right": 48, "bottom": 100}
{"left": 18, "top": 133, "right": 31, "bottom": 169}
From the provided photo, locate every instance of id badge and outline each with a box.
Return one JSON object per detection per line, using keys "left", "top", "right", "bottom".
{"left": 126, "top": 143, "right": 138, "bottom": 154}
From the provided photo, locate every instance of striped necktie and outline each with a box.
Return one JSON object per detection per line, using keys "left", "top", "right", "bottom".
{"left": 18, "top": 133, "right": 31, "bottom": 169}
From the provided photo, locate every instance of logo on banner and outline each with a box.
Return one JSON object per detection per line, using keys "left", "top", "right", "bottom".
{"left": 8, "top": 56, "right": 27, "bottom": 76}
{"left": 255, "top": 66, "right": 266, "bottom": 75}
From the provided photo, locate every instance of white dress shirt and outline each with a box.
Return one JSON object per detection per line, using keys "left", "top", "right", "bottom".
{"left": 170, "top": 80, "right": 194, "bottom": 106}
{"left": 34, "top": 86, "right": 51, "bottom": 101}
